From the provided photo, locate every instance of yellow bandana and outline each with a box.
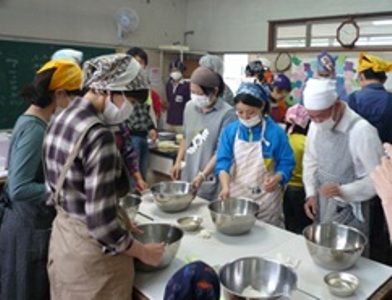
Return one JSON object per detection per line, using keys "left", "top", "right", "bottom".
{"left": 37, "top": 59, "right": 82, "bottom": 91}
{"left": 358, "top": 52, "right": 392, "bottom": 73}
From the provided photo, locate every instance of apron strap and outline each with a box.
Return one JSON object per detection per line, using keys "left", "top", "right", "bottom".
{"left": 52, "top": 121, "right": 102, "bottom": 207}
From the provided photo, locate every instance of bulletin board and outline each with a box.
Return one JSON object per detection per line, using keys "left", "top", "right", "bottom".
{"left": 0, "top": 39, "right": 114, "bottom": 129}
{"left": 289, "top": 54, "right": 359, "bottom": 105}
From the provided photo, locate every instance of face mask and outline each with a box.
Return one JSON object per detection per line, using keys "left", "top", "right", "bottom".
{"left": 239, "top": 115, "right": 261, "bottom": 128}
{"left": 191, "top": 93, "right": 212, "bottom": 108}
{"left": 170, "top": 71, "right": 182, "bottom": 81}
{"left": 313, "top": 116, "right": 335, "bottom": 131}
{"left": 102, "top": 93, "right": 134, "bottom": 125}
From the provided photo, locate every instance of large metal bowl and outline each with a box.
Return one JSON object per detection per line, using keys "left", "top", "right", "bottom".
{"left": 303, "top": 223, "right": 367, "bottom": 270}
{"left": 208, "top": 198, "right": 259, "bottom": 235}
{"left": 219, "top": 256, "right": 297, "bottom": 299}
{"left": 118, "top": 194, "right": 141, "bottom": 222}
{"left": 150, "top": 181, "right": 195, "bottom": 213}
{"left": 134, "top": 223, "right": 183, "bottom": 272}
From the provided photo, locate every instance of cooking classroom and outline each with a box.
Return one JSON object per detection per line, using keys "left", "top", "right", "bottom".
{"left": 0, "top": 1, "right": 392, "bottom": 299}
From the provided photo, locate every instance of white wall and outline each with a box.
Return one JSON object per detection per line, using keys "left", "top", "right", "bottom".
{"left": 0, "top": 0, "right": 187, "bottom": 48}
{"left": 185, "top": 0, "right": 392, "bottom": 52}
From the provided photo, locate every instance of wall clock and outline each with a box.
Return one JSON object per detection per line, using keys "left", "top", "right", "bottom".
{"left": 337, "top": 19, "right": 360, "bottom": 48}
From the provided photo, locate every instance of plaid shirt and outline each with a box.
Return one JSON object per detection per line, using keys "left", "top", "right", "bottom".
{"left": 44, "top": 97, "right": 133, "bottom": 254}
{"left": 125, "top": 103, "right": 155, "bottom": 135}
{"left": 116, "top": 123, "right": 139, "bottom": 175}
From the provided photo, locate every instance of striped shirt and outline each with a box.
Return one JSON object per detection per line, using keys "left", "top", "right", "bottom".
{"left": 44, "top": 97, "right": 132, "bottom": 254}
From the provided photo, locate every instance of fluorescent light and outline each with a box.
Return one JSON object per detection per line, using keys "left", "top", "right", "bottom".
{"left": 372, "top": 20, "right": 392, "bottom": 26}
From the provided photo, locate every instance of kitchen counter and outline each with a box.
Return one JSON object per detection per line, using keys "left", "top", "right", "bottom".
{"left": 134, "top": 198, "right": 392, "bottom": 300}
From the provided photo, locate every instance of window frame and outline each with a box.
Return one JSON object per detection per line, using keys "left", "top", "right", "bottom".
{"left": 268, "top": 12, "right": 392, "bottom": 52}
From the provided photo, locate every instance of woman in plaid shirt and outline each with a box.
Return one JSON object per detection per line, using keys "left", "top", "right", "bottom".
{"left": 43, "top": 54, "right": 164, "bottom": 299}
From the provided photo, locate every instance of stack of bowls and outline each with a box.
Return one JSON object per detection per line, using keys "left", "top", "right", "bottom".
{"left": 219, "top": 256, "right": 297, "bottom": 299}
{"left": 303, "top": 223, "right": 367, "bottom": 270}
{"left": 208, "top": 198, "right": 259, "bottom": 235}
{"left": 150, "top": 181, "right": 195, "bottom": 213}
{"left": 134, "top": 223, "right": 183, "bottom": 272}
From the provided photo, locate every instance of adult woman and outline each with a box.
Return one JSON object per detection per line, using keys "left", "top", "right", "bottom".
{"left": 165, "top": 60, "right": 190, "bottom": 133}
{"left": 216, "top": 82, "right": 295, "bottom": 227}
{"left": 0, "top": 59, "right": 82, "bottom": 300}
{"left": 171, "top": 67, "right": 236, "bottom": 200}
{"left": 43, "top": 54, "right": 164, "bottom": 299}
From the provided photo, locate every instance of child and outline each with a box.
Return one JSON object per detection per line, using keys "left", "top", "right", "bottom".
{"left": 269, "top": 73, "right": 292, "bottom": 123}
{"left": 283, "top": 104, "right": 312, "bottom": 233}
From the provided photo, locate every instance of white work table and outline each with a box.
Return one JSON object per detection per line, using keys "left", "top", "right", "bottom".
{"left": 134, "top": 198, "right": 392, "bottom": 300}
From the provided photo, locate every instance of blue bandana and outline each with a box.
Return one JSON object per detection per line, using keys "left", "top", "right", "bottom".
{"left": 164, "top": 261, "right": 220, "bottom": 300}
{"left": 236, "top": 82, "right": 270, "bottom": 102}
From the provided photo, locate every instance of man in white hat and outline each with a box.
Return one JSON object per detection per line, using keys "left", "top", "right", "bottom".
{"left": 303, "top": 78, "right": 383, "bottom": 242}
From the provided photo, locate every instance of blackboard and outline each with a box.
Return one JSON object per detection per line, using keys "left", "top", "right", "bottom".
{"left": 0, "top": 39, "right": 114, "bottom": 129}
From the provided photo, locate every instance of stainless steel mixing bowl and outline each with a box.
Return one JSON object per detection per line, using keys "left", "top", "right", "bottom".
{"left": 303, "top": 223, "right": 367, "bottom": 270}
{"left": 134, "top": 223, "right": 183, "bottom": 272}
{"left": 208, "top": 198, "right": 259, "bottom": 235}
{"left": 324, "top": 271, "right": 360, "bottom": 297}
{"left": 118, "top": 194, "right": 141, "bottom": 221}
{"left": 150, "top": 181, "right": 195, "bottom": 213}
{"left": 219, "top": 256, "right": 297, "bottom": 299}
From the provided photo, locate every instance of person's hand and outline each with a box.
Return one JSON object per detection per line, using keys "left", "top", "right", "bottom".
{"left": 219, "top": 187, "right": 230, "bottom": 200}
{"left": 140, "top": 243, "right": 165, "bottom": 266}
{"left": 371, "top": 143, "right": 392, "bottom": 204}
{"left": 148, "top": 129, "right": 158, "bottom": 141}
{"left": 263, "top": 173, "right": 282, "bottom": 193}
{"left": 319, "top": 183, "right": 341, "bottom": 198}
{"left": 304, "top": 196, "right": 317, "bottom": 220}
{"left": 128, "top": 222, "right": 144, "bottom": 235}
{"left": 135, "top": 179, "right": 148, "bottom": 192}
{"left": 171, "top": 163, "right": 181, "bottom": 180}
{"left": 191, "top": 174, "right": 204, "bottom": 191}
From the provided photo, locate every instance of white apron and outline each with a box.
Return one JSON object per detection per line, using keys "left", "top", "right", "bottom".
{"left": 230, "top": 124, "right": 284, "bottom": 228}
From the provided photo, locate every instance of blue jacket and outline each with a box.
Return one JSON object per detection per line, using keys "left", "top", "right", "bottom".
{"left": 347, "top": 83, "right": 392, "bottom": 143}
{"left": 215, "top": 117, "right": 295, "bottom": 186}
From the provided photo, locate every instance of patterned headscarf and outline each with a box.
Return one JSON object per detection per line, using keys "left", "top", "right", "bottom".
{"left": 358, "top": 52, "right": 392, "bottom": 73}
{"left": 82, "top": 53, "right": 150, "bottom": 91}
{"left": 236, "top": 82, "right": 270, "bottom": 102}
{"left": 164, "top": 261, "right": 220, "bottom": 300}
{"left": 317, "top": 51, "right": 336, "bottom": 74}
{"left": 37, "top": 59, "right": 82, "bottom": 91}
{"left": 285, "top": 104, "right": 310, "bottom": 133}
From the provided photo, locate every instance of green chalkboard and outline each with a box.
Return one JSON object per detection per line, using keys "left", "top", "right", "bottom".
{"left": 0, "top": 39, "right": 114, "bottom": 129}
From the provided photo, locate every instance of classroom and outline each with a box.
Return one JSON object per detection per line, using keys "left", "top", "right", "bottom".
{"left": 0, "top": 1, "right": 392, "bottom": 299}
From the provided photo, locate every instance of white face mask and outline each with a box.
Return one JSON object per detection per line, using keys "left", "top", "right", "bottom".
{"left": 170, "top": 71, "right": 182, "bottom": 81}
{"left": 191, "top": 93, "right": 212, "bottom": 108}
{"left": 312, "top": 116, "right": 335, "bottom": 131}
{"left": 238, "top": 115, "right": 261, "bottom": 128}
{"left": 103, "top": 93, "right": 134, "bottom": 125}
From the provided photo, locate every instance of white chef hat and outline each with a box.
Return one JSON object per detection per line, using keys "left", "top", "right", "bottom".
{"left": 303, "top": 78, "right": 337, "bottom": 110}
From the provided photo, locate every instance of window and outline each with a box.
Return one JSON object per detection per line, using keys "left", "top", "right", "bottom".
{"left": 269, "top": 12, "right": 392, "bottom": 51}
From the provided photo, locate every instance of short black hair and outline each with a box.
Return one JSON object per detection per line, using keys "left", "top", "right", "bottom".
{"left": 21, "top": 68, "right": 56, "bottom": 108}
{"left": 113, "top": 89, "right": 149, "bottom": 104}
{"left": 361, "top": 68, "right": 387, "bottom": 83}
{"left": 127, "top": 47, "right": 148, "bottom": 66}
{"left": 285, "top": 121, "right": 310, "bottom": 135}
{"left": 235, "top": 93, "right": 269, "bottom": 114}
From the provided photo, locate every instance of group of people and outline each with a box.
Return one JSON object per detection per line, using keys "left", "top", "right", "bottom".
{"left": 0, "top": 45, "right": 392, "bottom": 300}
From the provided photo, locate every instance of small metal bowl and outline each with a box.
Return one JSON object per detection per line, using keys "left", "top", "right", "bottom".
{"left": 177, "top": 216, "right": 203, "bottom": 232}
{"left": 324, "top": 272, "right": 359, "bottom": 297}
